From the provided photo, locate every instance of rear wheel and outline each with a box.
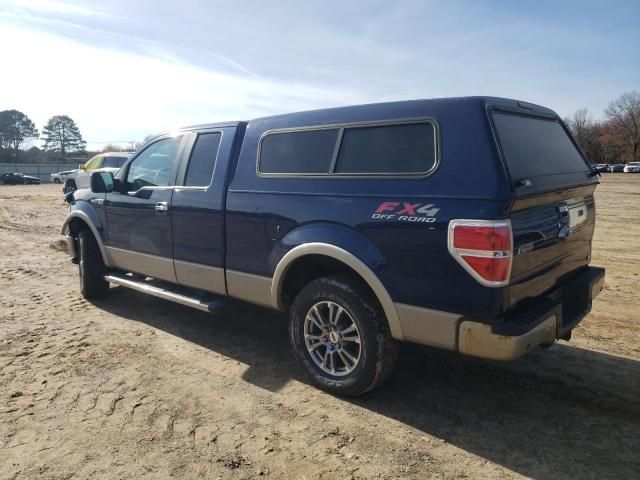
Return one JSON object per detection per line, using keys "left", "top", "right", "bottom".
{"left": 289, "top": 276, "right": 398, "bottom": 396}
{"left": 78, "top": 229, "right": 109, "bottom": 299}
{"left": 54, "top": 178, "right": 61, "bottom": 184}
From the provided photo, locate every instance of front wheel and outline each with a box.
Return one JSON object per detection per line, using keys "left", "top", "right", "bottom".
{"left": 289, "top": 276, "right": 398, "bottom": 396}
{"left": 78, "top": 229, "right": 109, "bottom": 299}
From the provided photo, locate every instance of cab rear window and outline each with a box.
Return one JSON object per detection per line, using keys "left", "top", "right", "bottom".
{"left": 492, "top": 112, "right": 591, "bottom": 185}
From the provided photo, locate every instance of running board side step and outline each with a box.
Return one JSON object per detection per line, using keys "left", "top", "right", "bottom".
{"left": 104, "top": 273, "right": 224, "bottom": 313}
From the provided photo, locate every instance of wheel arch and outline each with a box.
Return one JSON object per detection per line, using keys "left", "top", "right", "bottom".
{"left": 271, "top": 243, "right": 404, "bottom": 341}
{"left": 61, "top": 211, "right": 110, "bottom": 267}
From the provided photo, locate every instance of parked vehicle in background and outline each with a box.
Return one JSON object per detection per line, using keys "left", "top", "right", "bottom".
{"left": 51, "top": 170, "right": 76, "bottom": 184}
{"left": 61, "top": 97, "right": 605, "bottom": 396}
{"left": 593, "top": 163, "right": 609, "bottom": 172}
{"left": 623, "top": 162, "right": 640, "bottom": 173}
{"left": 1, "top": 172, "right": 41, "bottom": 185}
{"left": 63, "top": 152, "right": 132, "bottom": 193}
{"left": 608, "top": 164, "right": 625, "bottom": 173}
{"left": 82, "top": 152, "right": 134, "bottom": 172}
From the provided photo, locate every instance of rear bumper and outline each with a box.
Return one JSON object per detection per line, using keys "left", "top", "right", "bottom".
{"left": 458, "top": 314, "right": 557, "bottom": 361}
{"left": 458, "top": 266, "right": 605, "bottom": 360}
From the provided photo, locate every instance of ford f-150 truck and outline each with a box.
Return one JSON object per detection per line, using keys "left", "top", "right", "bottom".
{"left": 61, "top": 97, "right": 605, "bottom": 396}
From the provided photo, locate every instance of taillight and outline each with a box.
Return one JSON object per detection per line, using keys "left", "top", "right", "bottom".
{"left": 448, "top": 220, "right": 513, "bottom": 286}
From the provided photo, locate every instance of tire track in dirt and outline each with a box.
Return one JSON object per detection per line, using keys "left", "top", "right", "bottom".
{"left": 1, "top": 182, "right": 639, "bottom": 479}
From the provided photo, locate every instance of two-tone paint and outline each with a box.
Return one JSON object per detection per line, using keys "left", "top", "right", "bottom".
{"left": 62, "top": 96, "right": 602, "bottom": 358}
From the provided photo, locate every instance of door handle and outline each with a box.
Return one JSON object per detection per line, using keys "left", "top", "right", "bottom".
{"left": 155, "top": 201, "right": 169, "bottom": 213}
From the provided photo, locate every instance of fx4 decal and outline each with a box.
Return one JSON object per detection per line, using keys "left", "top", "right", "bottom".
{"left": 371, "top": 201, "right": 440, "bottom": 223}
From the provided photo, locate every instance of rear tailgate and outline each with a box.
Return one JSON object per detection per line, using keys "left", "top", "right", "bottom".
{"left": 491, "top": 110, "right": 599, "bottom": 307}
{"left": 509, "top": 186, "right": 596, "bottom": 306}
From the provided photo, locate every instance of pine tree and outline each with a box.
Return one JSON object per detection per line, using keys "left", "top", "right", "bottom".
{"left": 41, "top": 115, "right": 87, "bottom": 157}
{"left": 0, "top": 110, "right": 39, "bottom": 152}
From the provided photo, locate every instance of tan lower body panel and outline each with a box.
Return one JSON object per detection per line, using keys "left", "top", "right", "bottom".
{"left": 458, "top": 315, "right": 557, "bottom": 361}
{"left": 226, "top": 270, "right": 273, "bottom": 308}
{"left": 174, "top": 259, "right": 226, "bottom": 295}
{"left": 105, "top": 246, "right": 176, "bottom": 283}
{"left": 394, "top": 303, "right": 460, "bottom": 350}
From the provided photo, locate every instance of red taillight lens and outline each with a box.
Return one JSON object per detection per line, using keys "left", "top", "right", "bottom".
{"left": 459, "top": 255, "right": 510, "bottom": 283}
{"left": 448, "top": 220, "right": 513, "bottom": 286}
{"left": 453, "top": 225, "right": 511, "bottom": 251}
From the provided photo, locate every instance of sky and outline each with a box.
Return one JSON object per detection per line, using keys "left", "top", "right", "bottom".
{"left": 0, "top": 0, "right": 638, "bottom": 150}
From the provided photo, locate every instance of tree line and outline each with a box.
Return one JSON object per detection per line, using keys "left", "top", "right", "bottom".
{"left": 564, "top": 91, "right": 640, "bottom": 165}
{"left": 0, "top": 111, "right": 87, "bottom": 164}
{"left": 2, "top": 90, "right": 639, "bottom": 165}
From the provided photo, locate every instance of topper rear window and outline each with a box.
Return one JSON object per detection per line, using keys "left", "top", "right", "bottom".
{"left": 492, "top": 112, "right": 591, "bottom": 182}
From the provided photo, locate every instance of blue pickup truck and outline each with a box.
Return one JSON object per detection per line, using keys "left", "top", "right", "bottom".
{"left": 61, "top": 97, "right": 605, "bottom": 395}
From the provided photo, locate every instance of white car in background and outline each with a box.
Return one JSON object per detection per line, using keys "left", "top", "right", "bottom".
{"left": 50, "top": 169, "right": 76, "bottom": 184}
{"left": 623, "top": 162, "right": 640, "bottom": 173}
{"left": 63, "top": 152, "right": 132, "bottom": 193}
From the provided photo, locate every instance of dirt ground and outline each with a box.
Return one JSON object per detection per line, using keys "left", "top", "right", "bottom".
{"left": 1, "top": 175, "right": 638, "bottom": 480}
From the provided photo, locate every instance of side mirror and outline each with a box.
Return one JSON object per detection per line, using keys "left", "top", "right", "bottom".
{"left": 91, "top": 171, "right": 114, "bottom": 193}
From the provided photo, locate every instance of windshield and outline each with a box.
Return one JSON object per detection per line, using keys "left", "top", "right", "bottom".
{"left": 83, "top": 155, "right": 102, "bottom": 171}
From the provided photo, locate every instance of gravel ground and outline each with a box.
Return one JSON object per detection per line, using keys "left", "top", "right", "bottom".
{"left": 1, "top": 175, "right": 639, "bottom": 479}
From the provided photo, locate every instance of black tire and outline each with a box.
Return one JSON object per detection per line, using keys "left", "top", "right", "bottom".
{"left": 54, "top": 178, "right": 61, "bottom": 184}
{"left": 78, "top": 229, "right": 109, "bottom": 299}
{"left": 289, "top": 276, "right": 398, "bottom": 396}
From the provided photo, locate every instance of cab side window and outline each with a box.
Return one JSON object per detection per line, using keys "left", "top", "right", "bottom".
{"left": 184, "top": 133, "right": 222, "bottom": 186}
{"left": 103, "top": 156, "right": 128, "bottom": 169}
{"left": 125, "top": 137, "right": 182, "bottom": 191}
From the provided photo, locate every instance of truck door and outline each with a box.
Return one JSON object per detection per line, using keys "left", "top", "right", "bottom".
{"left": 170, "top": 127, "right": 237, "bottom": 295}
{"left": 104, "top": 134, "right": 187, "bottom": 282}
